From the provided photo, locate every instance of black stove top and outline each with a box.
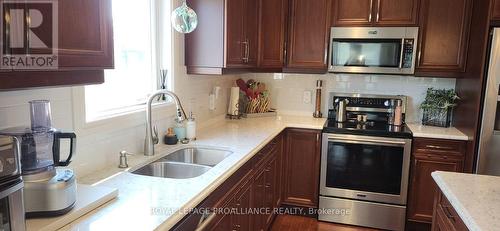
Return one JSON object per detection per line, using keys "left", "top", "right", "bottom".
{"left": 323, "top": 119, "right": 413, "bottom": 138}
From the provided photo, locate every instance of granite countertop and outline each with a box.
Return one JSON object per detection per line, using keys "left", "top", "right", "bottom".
{"left": 406, "top": 123, "right": 469, "bottom": 141}
{"left": 57, "top": 115, "right": 326, "bottom": 231}
{"left": 432, "top": 171, "right": 500, "bottom": 231}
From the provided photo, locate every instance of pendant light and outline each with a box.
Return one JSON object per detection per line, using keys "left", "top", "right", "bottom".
{"left": 171, "top": 0, "right": 198, "bottom": 34}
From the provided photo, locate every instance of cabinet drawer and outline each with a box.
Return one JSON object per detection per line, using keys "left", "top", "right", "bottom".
{"left": 255, "top": 136, "right": 281, "bottom": 167}
{"left": 413, "top": 138, "right": 466, "bottom": 156}
{"left": 436, "top": 194, "right": 468, "bottom": 231}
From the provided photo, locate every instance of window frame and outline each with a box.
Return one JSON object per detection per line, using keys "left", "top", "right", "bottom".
{"left": 72, "top": 0, "right": 174, "bottom": 136}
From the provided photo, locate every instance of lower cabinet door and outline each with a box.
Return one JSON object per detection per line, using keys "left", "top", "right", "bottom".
{"left": 408, "top": 154, "right": 463, "bottom": 223}
{"left": 432, "top": 205, "right": 450, "bottom": 231}
{"left": 283, "top": 129, "right": 321, "bottom": 208}
{"left": 253, "top": 166, "right": 267, "bottom": 231}
{"left": 208, "top": 210, "right": 233, "bottom": 231}
{"left": 234, "top": 181, "right": 253, "bottom": 231}
{"left": 264, "top": 155, "right": 277, "bottom": 227}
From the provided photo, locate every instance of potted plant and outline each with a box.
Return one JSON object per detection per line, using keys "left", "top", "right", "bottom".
{"left": 420, "top": 88, "right": 460, "bottom": 127}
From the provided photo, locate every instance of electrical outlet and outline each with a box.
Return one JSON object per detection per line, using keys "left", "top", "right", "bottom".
{"left": 303, "top": 90, "right": 312, "bottom": 104}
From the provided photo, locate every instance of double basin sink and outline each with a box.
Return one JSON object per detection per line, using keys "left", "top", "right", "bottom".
{"left": 131, "top": 147, "right": 233, "bottom": 179}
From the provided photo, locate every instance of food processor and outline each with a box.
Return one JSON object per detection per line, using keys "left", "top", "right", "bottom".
{"left": 0, "top": 100, "right": 77, "bottom": 218}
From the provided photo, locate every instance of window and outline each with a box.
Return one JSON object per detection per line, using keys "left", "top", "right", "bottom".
{"left": 84, "top": 0, "right": 170, "bottom": 122}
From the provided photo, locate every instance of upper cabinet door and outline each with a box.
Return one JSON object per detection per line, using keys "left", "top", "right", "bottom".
{"left": 376, "top": 0, "right": 419, "bottom": 25}
{"left": 491, "top": 0, "right": 500, "bottom": 21}
{"left": 416, "top": 0, "right": 472, "bottom": 76}
{"left": 257, "top": 0, "right": 287, "bottom": 69}
{"left": 58, "top": 0, "right": 113, "bottom": 69}
{"left": 244, "top": 0, "right": 259, "bottom": 66}
{"left": 286, "top": 0, "right": 331, "bottom": 73}
{"left": 332, "top": 0, "right": 418, "bottom": 26}
{"left": 225, "top": 0, "right": 258, "bottom": 68}
{"left": 225, "top": 0, "right": 246, "bottom": 67}
{"left": 332, "top": 0, "right": 373, "bottom": 26}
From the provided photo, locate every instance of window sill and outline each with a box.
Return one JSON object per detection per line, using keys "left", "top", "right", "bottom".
{"left": 86, "top": 100, "right": 170, "bottom": 124}
{"left": 72, "top": 87, "right": 177, "bottom": 138}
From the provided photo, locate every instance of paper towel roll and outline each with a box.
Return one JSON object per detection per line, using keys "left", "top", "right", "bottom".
{"left": 228, "top": 87, "right": 240, "bottom": 115}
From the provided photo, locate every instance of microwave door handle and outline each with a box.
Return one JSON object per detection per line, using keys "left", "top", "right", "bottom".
{"left": 399, "top": 39, "right": 405, "bottom": 69}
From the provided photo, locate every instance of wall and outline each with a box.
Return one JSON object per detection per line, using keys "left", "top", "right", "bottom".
{"left": 241, "top": 73, "right": 456, "bottom": 123}
{"left": 0, "top": 30, "right": 237, "bottom": 178}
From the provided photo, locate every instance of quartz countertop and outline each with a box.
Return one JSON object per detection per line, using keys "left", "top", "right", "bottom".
{"left": 432, "top": 171, "right": 500, "bottom": 231}
{"left": 406, "top": 123, "right": 469, "bottom": 141}
{"left": 58, "top": 116, "right": 326, "bottom": 231}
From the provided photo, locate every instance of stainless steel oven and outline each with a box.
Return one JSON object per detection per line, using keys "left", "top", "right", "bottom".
{"left": 319, "top": 133, "right": 411, "bottom": 231}
{"left": 0, "top": 136, "right": 25, "bottom": 231}
{"left": 328, "top": 27, "right": 418, "bottom": 75}
{"left": 0, "top": 182, "right": 25, "bottom": 231}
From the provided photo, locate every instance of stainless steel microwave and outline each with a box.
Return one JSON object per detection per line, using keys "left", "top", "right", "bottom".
{"left": 328, "top": 27, "right": 419, "bottom": 75}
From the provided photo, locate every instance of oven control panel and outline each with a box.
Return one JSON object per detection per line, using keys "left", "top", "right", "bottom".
{"left": 0, "top": 136, "right": 20, "bottom": 179}
{"left": 327, "top": 93, "right": 408, "bottom": 120}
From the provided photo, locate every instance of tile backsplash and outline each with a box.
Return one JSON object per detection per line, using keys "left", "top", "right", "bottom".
{"left": 241, "top": 73, "right": 457, "bottom": 123}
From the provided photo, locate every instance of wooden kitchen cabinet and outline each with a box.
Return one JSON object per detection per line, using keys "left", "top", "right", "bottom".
{"left": 431, "top": 188, "right": 469, "bottom": 231}
{"left": 208, "top": 179, "right": 253, "bottom": 231}
{"left": 285, "top": 0, "right": 331, "bottom": 73}
{"left": 331, "top": 0, "right": 373, "bottom": 26}
{"left": 57, "top": 0, "right": 114, "bottom": 69}
{"left": 172, "top": 134, "right": 284, "bottom": 230}
{"left": 408, "top": 138, "right": 466, "bottom": 224}
{"left": 253, "top": 137, "right": 283, "bottom": 231}
{"left": 331, "top": 0, "right": 419, "bottom": 26}
{"left": 257, "top": 0, "right": 288, "bottom": 70}
{"left": 376, "top": 0, "right": 420, "bottom": 25}
{"left": 282, "top": 129, "right": 321, "bottom": 208}
{"left": 186, "top": 0, "right": 331, "bottom": 74}
{"left": 231, "top": 180, "right": 253, "bottom": 231}
{"left": 416, "top": 0, "right": 472, "bottom": 77}
{"left": 491, "top": 0, "right": 500, "bottom": 21}
{"left": 0, "top": 0, "right": 113, "bottom": 90}
{"left": 185, "top": 0, "right": 259, "bottom": 74}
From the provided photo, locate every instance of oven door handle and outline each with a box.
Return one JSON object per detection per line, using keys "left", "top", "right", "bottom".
{"left": 328, "top": 137, "right": 407, "bottom": 147}
{"left": 0, "top": 181, "right": 23, "bottom": 199}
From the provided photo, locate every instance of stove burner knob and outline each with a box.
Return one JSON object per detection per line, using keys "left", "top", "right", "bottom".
{"left": 384, "top": 100, "right": 390, "bottom": 107}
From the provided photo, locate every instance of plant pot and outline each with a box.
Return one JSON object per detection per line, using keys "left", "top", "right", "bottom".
{"left": 422, "top": 107, "right": 452, "bottom": 127}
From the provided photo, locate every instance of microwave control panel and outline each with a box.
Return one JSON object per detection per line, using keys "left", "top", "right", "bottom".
{"left": 402, "top": 39, "right": 414, "bottom": 68}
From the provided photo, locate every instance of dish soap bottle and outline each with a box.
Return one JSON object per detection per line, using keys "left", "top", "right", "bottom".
{"left": 186, "top": 112, "right": 196, "bottom": 141}
{"left": 164, "top": 127, "right": 179, "bottom": 145}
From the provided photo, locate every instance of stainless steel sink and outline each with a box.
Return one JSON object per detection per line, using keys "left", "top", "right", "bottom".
{"left": 131, "top": 147, "right": 233, "bottom": 179}
{"left": 132, "top": 162, "right": 212, "bottom": 179}
{"left": 158, "top": 147, "right": 233, "bottom": 167}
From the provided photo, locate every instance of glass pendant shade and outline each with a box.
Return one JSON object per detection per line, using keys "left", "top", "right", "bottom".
{"left": 171, "top": 0, "right": 198, "bottom": 34}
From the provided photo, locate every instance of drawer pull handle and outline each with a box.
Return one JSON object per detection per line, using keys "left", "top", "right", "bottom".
{"left": 195, "top": 210, "right": 216, "bottom": 231}
{"left": 442, "top": 205, "right": 456, "bottom": 223}
{"left": 426, "top": 145, "right": 453, "bottom": 150}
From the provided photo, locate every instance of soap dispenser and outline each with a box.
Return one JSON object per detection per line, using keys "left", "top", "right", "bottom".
{"left": 186, "top": 112, "right": 196, "bottom": 141}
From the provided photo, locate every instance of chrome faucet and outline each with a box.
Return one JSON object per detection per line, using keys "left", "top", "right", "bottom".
{"left": 144, "top": 90, "right": 187, "bottom": 156}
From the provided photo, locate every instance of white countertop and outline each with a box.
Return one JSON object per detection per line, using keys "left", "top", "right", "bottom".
{"left": 58, "top": 115, "right": 326, "bottom": 231}
{"left": 407, "top": 123, "right": 469, "bottom": 141}
{"left": 27, "top": 184, "right": 118, "bottom": 231}
{"left": 432, "top": 171, "right": 500, "bottom": 231}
